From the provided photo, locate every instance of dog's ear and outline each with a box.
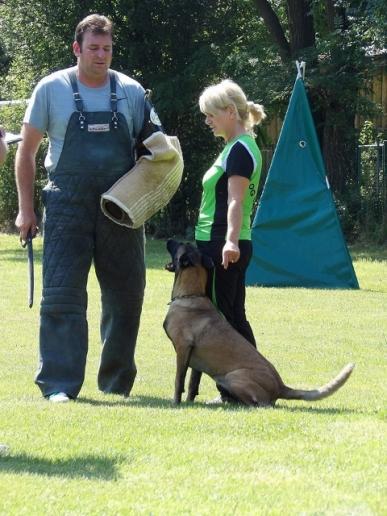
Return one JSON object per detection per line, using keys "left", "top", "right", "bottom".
{"left": 201, "top": 253, "right": 214, "bottom": 270}
{"left": 166, "top": 239, "right": 180, "bottom": 257}
{"left": 165, "top": 261, "right": 175, "bottom": 272}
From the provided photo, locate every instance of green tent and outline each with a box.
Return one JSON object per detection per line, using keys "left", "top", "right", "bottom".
{"left": 246, "top": 71, "right": 359, "bottom": 289}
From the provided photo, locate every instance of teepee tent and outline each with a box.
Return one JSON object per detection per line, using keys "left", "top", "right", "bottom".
{"left": 246, "top": 63, "right": 359, "bottom": 289}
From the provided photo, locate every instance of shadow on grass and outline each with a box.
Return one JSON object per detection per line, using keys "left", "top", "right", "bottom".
{"left": 76, "top": 395, "right": 172, "bottom": 408}
{"left": 0, "top": 453, "right": 123, "bottom": 480}
{"left": 77, "top": 394, "right": 245, "bottom": 411}
{"left": 0, "top": 247, "right": 43, "bottom": 263}
{"left": 275, "top": 403, "right": 362, "bottom": 415}
{"left": 77, "top": 395, "right": 361, "bottom": 415}
{"left": 350, "top": 245, "right": 387, "bottom": 263}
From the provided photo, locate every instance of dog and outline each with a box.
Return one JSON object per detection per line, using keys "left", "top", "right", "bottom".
{"left": 163, "top": 239, "right": 354, "bottom": 407}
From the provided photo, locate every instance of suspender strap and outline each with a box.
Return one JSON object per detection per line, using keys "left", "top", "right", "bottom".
{"left": 109, "top": 70, "right": 118, "bottom": 112}
{"left": 67, "top": 69, "right": 118, "bottom": 129}
{"left": 109, "top": 70, "right": 119, "bottom": 129}
{"left": 68, "top": 70, "right": 84, "bottom": 112}
{"left": 68, "top": 70, "right": 86, "bottom": 129}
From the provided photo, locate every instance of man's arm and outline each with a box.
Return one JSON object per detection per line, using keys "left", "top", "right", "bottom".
{"left": 15, "top": 123, "right": 44, "bottom": 241}
{"left": 135, "top": 92, "right": 164, "bottom": 158}
{"left": 0, "top": 128, "right": 8, "bottom": 166}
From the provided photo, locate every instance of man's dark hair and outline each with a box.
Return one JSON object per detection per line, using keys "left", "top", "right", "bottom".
{"left": 75, "top": 14, "right": 113, "bottom": 48}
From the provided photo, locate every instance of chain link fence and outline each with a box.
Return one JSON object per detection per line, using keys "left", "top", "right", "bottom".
{"left": 356, "top": 140, "right": 387, "bottom": 237}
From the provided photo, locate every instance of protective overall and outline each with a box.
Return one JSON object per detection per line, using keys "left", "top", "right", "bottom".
{"left": 36, "top": 70, "right": 145, "bottom": 398}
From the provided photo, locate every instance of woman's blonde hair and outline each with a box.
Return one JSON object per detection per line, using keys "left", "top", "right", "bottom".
{"left": 199, "top": 79, "right": 266, "bottom": 133}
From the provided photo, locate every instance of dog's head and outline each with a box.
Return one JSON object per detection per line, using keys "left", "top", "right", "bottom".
{"left": 165, "top": 239, "right": 213, "bottom": 273}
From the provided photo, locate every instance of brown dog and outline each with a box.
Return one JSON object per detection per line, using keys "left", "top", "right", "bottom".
{"left": 163, "top": 240, "right": 354, "bottom": 406}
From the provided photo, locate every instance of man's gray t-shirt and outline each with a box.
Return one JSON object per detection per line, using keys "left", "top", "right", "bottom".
{"left": 24, "top": 66, "right": 145, "bottom": 173}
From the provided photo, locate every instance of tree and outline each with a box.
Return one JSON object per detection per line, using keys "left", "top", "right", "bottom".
{"left": 0, "top": 0, "right": 385, "bottom": 236}
{"left": 0, "top": 0, "right": 256, "bottom": 236}
{"left": 249, "top": 0, "right": 384, "bottom": 197}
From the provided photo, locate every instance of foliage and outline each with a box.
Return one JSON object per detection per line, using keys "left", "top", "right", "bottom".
{"left": 234, "top": 1, "right": 387, "bottom": 240}
{"left": 0, "top": 0, "right": 254, "bottom": 236}
{"left": 0, "top": 103, "right": 47, "bottom": 231}
{"left": 354, "top": 121, "right": 387, "bottom": 241}
{"left": 122, "top": 0, "right": 257, "bottom": 236}
{"left": 0, "top": 1, "right": 386, "bottom": 239}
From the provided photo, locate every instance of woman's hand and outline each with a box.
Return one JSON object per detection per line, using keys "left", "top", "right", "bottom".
{"left": 222, "top": 240, "right": 240, "bottom": 269}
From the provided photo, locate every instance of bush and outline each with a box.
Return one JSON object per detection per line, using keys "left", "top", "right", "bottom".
{"left": 0, "top": 103, "right": 47, "bottom": 232}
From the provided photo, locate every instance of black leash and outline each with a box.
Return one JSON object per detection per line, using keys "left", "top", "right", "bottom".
{"left": 21, "top": 230, "right": 34, "bottom": 308}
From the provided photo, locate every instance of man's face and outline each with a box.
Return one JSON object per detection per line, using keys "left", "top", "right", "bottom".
{"left": 73, "top": 31, "right": 113, "bottom": 82}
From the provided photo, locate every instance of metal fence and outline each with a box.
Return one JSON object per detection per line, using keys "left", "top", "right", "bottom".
{"left": 356, "top": 140, "right": 387, "bottom": 229}
{"left": 255, "top": 142, "right": 387, "bottom": 239}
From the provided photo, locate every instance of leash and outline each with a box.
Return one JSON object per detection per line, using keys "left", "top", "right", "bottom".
{"left": 20, "top": 230, "right": 34, "bottom": 308}
{"left": 168, "top": 293, "right": 207, "bottom": 305}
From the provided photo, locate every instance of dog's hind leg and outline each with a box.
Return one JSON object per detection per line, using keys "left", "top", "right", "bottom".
{"left": 174, "top": 343, "right": 194, "bottom": 404}
{"left": 221, "top": 370, "right": 273, "bottom": 407}
{"left": 187, "top": 369, "right": 202, "bottom": 402}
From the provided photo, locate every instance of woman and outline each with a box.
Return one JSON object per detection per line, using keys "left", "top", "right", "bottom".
{"left": 195, "top": 79, "right": 266, "bottom": 391}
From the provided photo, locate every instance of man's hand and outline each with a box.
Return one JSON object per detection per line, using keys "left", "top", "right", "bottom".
{"left": 15, "top": 209, "right": 38, "bottom": 243}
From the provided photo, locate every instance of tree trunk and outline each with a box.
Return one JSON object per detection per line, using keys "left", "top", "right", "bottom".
{"left": 287, "top": 0, "right": 315, "bottom": 56}
{"left": 253, "top": 0, "right": 290, "bottom": 62}
{"left": 322, "top": 108, "right": 357, "bottom": 195}
{"left": 253, "top": 0, "right": 358, "bottom": 200}
{"left": 324, "top": 0, "right": 336, "bottom": 31}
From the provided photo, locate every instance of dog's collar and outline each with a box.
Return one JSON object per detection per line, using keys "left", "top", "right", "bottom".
{"left": 168, "top": 293, "right": 207, "bottom": 305}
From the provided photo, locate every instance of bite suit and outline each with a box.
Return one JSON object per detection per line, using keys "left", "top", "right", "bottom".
{"left": 36, "top": 70, "right": 145, "bottom": 398}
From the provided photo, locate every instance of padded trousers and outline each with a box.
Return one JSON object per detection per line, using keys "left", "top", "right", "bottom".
{"left": 35, "top": 174, "right": 145, "bottom": 398}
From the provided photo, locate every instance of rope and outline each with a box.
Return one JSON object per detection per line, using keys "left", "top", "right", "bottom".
{"left": 296, "top": 60, "right": 306, "bottom": 80}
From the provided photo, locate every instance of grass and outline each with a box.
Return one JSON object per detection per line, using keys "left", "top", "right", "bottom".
{"left": 0, "top": 234, "right": 386, "bottom": 515}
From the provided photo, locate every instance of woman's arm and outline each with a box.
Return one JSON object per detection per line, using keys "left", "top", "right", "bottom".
{"left": 222, "top": 175, "right": 249, "bottom": 269}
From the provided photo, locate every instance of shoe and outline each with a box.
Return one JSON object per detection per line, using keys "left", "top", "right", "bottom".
{"left": 206, "top": 395, "right": 224, "bottom": 405}
{"left": 48, "top": 392, "right": 71, "bottom": 403}
{"left": 0, "top": 444, "right": 9, "bottom": 456}
{"left": 206, "top": 392, "right": 240, "bottom": 405}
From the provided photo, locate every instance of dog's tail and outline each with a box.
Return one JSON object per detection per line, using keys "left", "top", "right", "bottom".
{"left": 280, "top": 363, "right": 355, "bottom": 401}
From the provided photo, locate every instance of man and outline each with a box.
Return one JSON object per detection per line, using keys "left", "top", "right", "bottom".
{"left": 0, "top": 127, "right": 8, "bottom": 165}
{"left": 15, "top": 14, "right": 160, "bottom": 402}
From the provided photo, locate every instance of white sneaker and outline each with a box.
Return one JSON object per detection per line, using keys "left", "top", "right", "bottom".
{"left": 48, "top": 392, "right": 71, "bottom": 403}
{"left": 0, "top": 444, "right": 9, "bottom": 456}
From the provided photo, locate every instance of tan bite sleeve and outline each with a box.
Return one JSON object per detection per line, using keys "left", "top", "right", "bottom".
{"left": 101, "top": 131, "right": 184, "bottom": 228}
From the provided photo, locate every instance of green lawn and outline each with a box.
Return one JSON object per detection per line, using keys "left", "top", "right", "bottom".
{"left": 0, "top": 234, "right": 386, "bottom": 515}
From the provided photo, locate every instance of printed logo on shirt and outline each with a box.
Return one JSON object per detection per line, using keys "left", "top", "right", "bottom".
{"left": 88, "top": 124, "right": 110, "bottom": 132}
